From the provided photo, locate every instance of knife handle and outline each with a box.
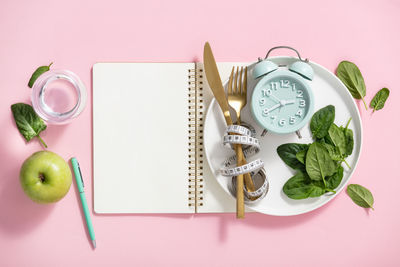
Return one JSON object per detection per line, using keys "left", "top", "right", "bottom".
{"left": 236, "top": 174, "right": 245, "bottom": 218}
{"left": 237, "top": 147, "right": 255, "bottom": 192}
{"left": 235, "top": 144, "right": 246, "bottom": 218}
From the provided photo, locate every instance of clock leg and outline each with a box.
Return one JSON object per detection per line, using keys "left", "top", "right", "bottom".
{"left": 296, "top": 130, "right": 302, "bottom": 139}
{"left": 261, "top": 129, "right": 268, "bottom": 137}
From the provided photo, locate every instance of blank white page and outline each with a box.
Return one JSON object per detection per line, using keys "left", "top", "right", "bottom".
{"left": 93, "top": 63, "right": 193, "bottom": 213}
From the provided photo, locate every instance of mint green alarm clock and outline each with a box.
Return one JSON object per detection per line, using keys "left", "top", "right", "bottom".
{"left": 251, "top": 46, "right": 314, "bottom": 135}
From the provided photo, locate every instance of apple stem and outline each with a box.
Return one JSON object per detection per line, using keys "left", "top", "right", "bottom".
{"left": 37, "top": 135, "right": 48, "bottom": 148}
{"left": 39, "top": 173, "right": 46, "bottom": 182}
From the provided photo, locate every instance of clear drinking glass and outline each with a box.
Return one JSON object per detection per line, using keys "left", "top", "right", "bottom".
{"left": 31, "top": 69, "right": 87, "bottom": 124}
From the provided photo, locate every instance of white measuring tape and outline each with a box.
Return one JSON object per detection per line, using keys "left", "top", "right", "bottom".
{"left": 230, "top": 168, "right": 269, "bottom": 203}
{"left": 220, "top": 123, "right": 269, "bottom": 203}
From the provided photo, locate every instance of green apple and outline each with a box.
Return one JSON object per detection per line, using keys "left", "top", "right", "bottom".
{"left": 20, "top": 151, "right": 72, "bottom": 203}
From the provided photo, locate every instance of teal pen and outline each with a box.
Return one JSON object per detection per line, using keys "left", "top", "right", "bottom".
{"left": 70, "top": 157, "right": 96, "bottom": 249}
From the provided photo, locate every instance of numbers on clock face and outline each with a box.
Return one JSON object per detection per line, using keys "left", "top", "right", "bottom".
{"left": 280, "top": 80, "right": 290, "bottom": 88}
{"left": 297, "top": 90, "right": 303, "bottom": 98}
{"left": 269, "top": 82, "right": 278, "bottom": 90}
{"left": 257, "top": 78, "right": 308, "bottom": 128}
{"left": 262, "top": 89, "right": 272, "bottom": 96}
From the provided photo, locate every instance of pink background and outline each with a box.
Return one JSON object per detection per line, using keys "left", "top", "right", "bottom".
{"left": 1, "top": 0, "right": 399, "bottom": 266}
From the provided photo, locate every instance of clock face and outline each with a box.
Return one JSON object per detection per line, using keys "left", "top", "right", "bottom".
{"left": 251, "top": 72, "right": 314, "bottom": 134}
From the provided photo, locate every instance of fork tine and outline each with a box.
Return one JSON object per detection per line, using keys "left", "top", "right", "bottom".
{"left": 234, "top": 67, "right": 239, "bottom": 93}
{"left": 238, "top": 67, "right": 243, "bottom": 94}
{"left": 243, "top": 66, "right": 247, "bottom": 95}
{"left": 228, "top": 67, "right": 234, "bottom": 94}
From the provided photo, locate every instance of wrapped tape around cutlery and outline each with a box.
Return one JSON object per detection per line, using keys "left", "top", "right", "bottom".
{"left": 230, "top": 168, "right": 269, "bottom": 203}
{"left": 220, "top": 123, "right": 269, "bottom": 201}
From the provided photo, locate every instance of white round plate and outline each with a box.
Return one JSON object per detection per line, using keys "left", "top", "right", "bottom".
{"left": 204, "top": 57, "right": 363, "bottom": 216}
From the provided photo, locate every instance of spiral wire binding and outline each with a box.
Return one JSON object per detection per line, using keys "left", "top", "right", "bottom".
{"left": 187, "top": 67, "right": 204, "bottom": 212}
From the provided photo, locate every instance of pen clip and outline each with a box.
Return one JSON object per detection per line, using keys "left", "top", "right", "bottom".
{"left": 77, "top": 162, "right": 85, "bottom": 188}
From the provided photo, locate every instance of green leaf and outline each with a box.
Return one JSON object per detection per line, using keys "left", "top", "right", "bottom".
{"left": 277, "top": 143, "right": 310, "bottom": 170}
{"left": 370, "top": 88, "right": 390, "bottom": 112}
{"left": 317, "top": 136, "right": 334, "bottom": 146}
{"left": 305, "top": 142, "right": 336, "bottom": 182}
{"left": 328, "top": 123, "right": 347, "bottom": 156}
{"left": 336, "top": 61, "right": 368, "bottom": 110}
{"left": 310, "top": 105, "right": 335, "bottom": 139}
{"left": 28, "top": 62, "right": 53, "bottom": 88}
{"left": 320, "top": 142, "right": 342, "bottom": 161}
{"left": 309, "top": 182, "right": 326, "bottom": 197}
{"left": 326, "top": 166, "right": 344, "bottom": 190}
{"left": 11, "top": 103, "right": 47, "bottom": 148}
{"left": 283, "top": 172, "right": 325, "bottom": 200}
{"left": 347, "top": 184, "right": 374, "bottom": 210}
{"left": 342, "top": 127, "right": 354, "bottom": 157}
{"left": 283, "top": 172, "right": 311, "bottom": 199}
{"left": 296, "top": 150, "right": 307, "bottom": 164}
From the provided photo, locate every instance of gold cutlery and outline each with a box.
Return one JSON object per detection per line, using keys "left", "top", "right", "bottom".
{"left": 227, "top": 66, "right": 256, "bottom": 196}
{"left": 203, "top": 42, "right": 253, "bottom": 218}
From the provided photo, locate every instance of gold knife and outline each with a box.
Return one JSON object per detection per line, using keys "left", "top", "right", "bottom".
{"left": 203, "top": 42, "right": 248, "bottom": 218}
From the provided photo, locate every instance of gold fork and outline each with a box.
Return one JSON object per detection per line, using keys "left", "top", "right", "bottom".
{"left": 227, "top": 66, "right": 255, "bottom": 218}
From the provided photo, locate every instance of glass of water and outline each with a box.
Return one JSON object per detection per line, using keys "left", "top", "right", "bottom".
{"left": 31, "top": 69, "right": 87, "bottom": 124}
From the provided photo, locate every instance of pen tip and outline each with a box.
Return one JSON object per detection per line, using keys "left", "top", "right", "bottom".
{"left": 92, "top": 240, "right": 96, "bottom": 249}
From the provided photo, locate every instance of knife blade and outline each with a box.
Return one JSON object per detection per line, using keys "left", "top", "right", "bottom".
{"left": 203, "top": 42, "right": 233, "bottom": 126}
{"left": 203, "top": 42, "right": 246, "bottom": 218}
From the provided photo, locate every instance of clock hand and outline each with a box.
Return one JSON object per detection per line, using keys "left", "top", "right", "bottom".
{"left": 264, "top": 103, "right": 281, "bottom": 114}
{"left": 277, "top": 99, "right": 296, "bottom": 112}
{"left": 285, "top": 99, "right": 296, "bottom": 105}
{"left": 280, "top": 99, "right": 296, "bottom": 106}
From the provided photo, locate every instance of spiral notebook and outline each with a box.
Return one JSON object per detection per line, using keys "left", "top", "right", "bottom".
{"left": 93, "top": 62, "right": 250, "bottom": 214}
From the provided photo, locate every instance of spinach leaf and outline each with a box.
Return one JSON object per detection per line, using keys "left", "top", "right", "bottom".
{"left": 296, "top": 150, "right": 307, "bottom": 164}
{"left": 370, "top": 87, "right": 390, "bottom": 112}
{"left": 278, "top": 105, "right": 357, "bottom": 201}
{"left": 283, "top": 172, "right": 325, "bottom": 199}
{"left": 343, "top": 127, "right": 354, "bottom": 157}
{"left": 347, "top": 184, "right": 374, "bottom": 210}
{"left": 305, "top": 142, "right": 336, "bottom": 183}
{"left": 283, "top": 172, "right": 311, "bottom": 199}
{"left": 326, "top": 166, "right": 344, "bottom": 190}
{"left": 326, "top": 123, "right": 353, "bottom": 168}
{"left": 308, "top": 182, "right": 326, "bottom": 197}
{"left": 11, "top": 103, "right": 47, "bottom": 148}
{"left": 336, "top": 61, "right": 368, "bottom": 110}
{"left": 310, "top": 105, "right": 335, "bottom": 139}
{"left": 328, "top": 123, "right": 347, "bottom": 156}
{"left": 317, "top": 135, "right": 334, "bottom": 146}
{"left": 277, "top": 143, "right": 309, "bottom": 170}
{"left": 28, "top": 62, "right": 53, "bottom": 88}
{"left": 320, "top": 143, "right": 342, "bottom": 161}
